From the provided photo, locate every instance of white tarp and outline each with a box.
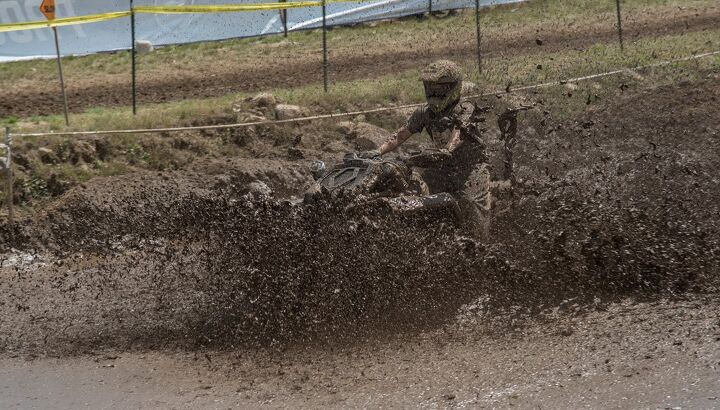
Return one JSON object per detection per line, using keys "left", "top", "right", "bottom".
{"left": 0, "top": 0, "right": 524, "bottom": 61}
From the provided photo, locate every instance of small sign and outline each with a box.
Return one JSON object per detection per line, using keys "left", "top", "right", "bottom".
{"left": 39, "top": 0, "right": 56, "bottom": 20}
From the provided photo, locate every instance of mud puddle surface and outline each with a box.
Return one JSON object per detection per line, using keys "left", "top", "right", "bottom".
{"left": 1, "top": 296, "right": 718, "bottom": 409}
{"left": 0, "top": 77, "right": 719, "bottom": 358}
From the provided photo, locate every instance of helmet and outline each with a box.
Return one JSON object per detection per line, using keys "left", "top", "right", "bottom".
{"left": 420, "top": 60, "right": 463, "bottom": 113}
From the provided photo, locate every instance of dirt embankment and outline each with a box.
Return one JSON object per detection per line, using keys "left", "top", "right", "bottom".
{"left": 1, "top": 5, "right": 719, "bottom": 118}
{"left": 0, "top": 74, "right": 718, "bottom": 356}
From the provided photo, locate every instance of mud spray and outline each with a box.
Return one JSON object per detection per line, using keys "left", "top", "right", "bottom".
{"left": 0, "top": 80, "right": 718, "bottom": 356}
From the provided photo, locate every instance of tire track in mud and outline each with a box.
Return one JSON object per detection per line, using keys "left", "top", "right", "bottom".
{"left": 1, "top": 8, "right": 719, "bottom": 118}
{"left": 1, "top": 77, "right": 719, "bottom": 356}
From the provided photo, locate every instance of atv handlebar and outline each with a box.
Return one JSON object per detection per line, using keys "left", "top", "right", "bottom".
{"left": 402, "top": 149, "right": 452, "bottom": 168}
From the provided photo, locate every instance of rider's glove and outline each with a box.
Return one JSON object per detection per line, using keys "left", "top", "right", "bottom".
{"left": 358, "top": 149, "right": 381, "bottom": 159}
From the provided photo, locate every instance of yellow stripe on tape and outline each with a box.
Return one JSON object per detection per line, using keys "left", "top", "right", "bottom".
{"left": 133, "top": 0, "right": 383, "bottom": 15}
{"left": 0, "top": 0, "right": 383, "bottom": 33}
{"left": 133, "top": 2, "right": 322, "bottom": 14}
{"left": 0, "top": 11, "right": 131, "bottom": 33}
{"left": 325, "top": 0, "right": 382, "bottom": 3}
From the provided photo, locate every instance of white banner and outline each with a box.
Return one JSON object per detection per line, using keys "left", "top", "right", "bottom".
{"left": 0, "top": 0, "right": 524, "bottom": 61}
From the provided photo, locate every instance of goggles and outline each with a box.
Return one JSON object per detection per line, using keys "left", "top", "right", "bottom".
{"left": 423, "top": 82, "right": 456, "bottom": 99}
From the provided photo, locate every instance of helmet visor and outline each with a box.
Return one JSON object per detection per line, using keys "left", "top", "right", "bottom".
{"left": 424, "top": 82, "right": 455, "bottom": 99}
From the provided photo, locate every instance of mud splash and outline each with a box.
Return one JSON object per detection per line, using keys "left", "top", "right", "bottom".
{"left": 1, "top": 79, "right": 719, "bottom": 356}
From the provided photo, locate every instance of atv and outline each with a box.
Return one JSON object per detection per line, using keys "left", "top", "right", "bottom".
{"left": 307, "top": 104, "right": 531, "bottom": 233}
{"left": 309, "top": 149, "right": 462, "bottom": 217}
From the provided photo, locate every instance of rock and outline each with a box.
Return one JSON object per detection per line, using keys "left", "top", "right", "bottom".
{"left": 135, "top": 40, "right": 154, "bottom": 54}
{"left": 91, "top": 137, "right": 111, "bottom": 160}
{"left": 310, "top": 160, "right": 326, "bottom": 179}
{"left": 274, "top": 104, "right": 305, "bottom": 120}
{"left": 70, "top": 140, "right": 97, "bottom": 164}
{"left": 352, "top": 122, "right": 391, "bottom": 151}
{"left": 248, "top": 180, "right": 272, "bottom": 198}
{"left": 335, "top": 121, "right": 355, "bottom": 136}
{"left": 535, "top": 37, "right": 543, "bottom": 46}
{"left": 38, "top": 147, "right": 58, "bottom": 164}
{"left": 462, "top": 81, "right": 479, "bottom": 95}
{"left": 250, "top": 92, "right": 276, "bottom": 108}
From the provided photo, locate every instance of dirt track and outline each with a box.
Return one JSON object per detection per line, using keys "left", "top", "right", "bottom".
{"left": 2, "top": 5, "right": 719, "bottom": 118}
{"left": 2, "top": 297, "right": 718, "bottom": 409}
{"left": 2, "top": 66, "right": 720, "bottom": 332}
{"left": 0, "top": 39, "right": 719, "bottom": 409}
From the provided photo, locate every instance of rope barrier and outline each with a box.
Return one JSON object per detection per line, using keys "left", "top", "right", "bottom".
{"left": 10, "top": 49, "right": 720, "bottom": 138}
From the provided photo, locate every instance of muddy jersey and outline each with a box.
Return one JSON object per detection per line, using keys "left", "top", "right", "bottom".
{"left": 406, "top": 101, "right": 474, "bottom": 148}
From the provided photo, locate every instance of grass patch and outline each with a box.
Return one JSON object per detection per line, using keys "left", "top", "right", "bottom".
{"left": 6, "top": 27, "right": 718, "bottom": 134}
{"left": 0, "top": 0, "right": 716, "bottom": 87}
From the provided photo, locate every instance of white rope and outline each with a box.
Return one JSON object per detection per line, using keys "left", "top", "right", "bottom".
{"left": 11, "top": 50, "right": 719, "bottom": 138}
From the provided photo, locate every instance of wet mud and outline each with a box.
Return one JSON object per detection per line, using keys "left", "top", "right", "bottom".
{"left": 0, "top": 77, "right": 719, "bottom": 356}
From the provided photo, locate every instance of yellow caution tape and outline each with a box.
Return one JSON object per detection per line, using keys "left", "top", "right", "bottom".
{"left": 326, "top": 0, "right": 379, "bottom": 3}
{"left": 134, "top": 0, "right": 381, "bottom": 14}
{"left": 0, "top": 11, "right": 131, "bottom": 33}
{"left": 133, "top": 2, "right": 322, "bottom": 14}
{"left": 0, "top": 1, "right": 382, "bottom": 33}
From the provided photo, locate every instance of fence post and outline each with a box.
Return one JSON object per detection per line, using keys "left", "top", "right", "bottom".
{"left": 4, "top": 127, "right": 13, "bottom": 224}
{"left": 131, "top": 0, "right": 137, "bottom": 114}
{"left": 428, "top": 0, "right": 432, "bottom": 14}
{"left": 615, "top": 0, "right": 624, "bottom": 51}
{"left": 52, "top": 27, "right": 70, "bottom": 126}
{"left": 322, "top": 0, "right": 328, "bottom": 92}
{"left": 475, "top": 0, "right": 482, "bottom": 75}
{"left": 280, "top": 0, "right": 288, "bottom": 37}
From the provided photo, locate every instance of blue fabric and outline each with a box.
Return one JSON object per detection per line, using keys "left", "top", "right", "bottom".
{"left": 0, "top": 0, "right": 524, "bottom": 61}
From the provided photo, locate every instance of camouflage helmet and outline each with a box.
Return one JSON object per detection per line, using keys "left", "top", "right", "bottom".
{"left": 420, "top": 60, "right": 463, "bottom": 113}
{"left": 420, "top": 60, "right": 464, "bottom": 84}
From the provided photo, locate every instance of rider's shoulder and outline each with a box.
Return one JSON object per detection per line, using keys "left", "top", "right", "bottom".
{"left": 406, "top": 104, "right": 431, "bottom": 133}
{"left": 412, "top": 104, "right": 434, "bottom": 123}
{"left": 408, "top": 103, "right": 429, "bottom": 116}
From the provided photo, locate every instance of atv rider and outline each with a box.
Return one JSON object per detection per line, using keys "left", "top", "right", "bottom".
{"left": 360, "top": 60, "right": 495, "bottom": 234}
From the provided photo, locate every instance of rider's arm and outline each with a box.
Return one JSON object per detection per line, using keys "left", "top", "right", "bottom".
{"left": 446, "top": 128, "right": 464, "bottom": 153}
{"left": 378, "top": 126, "right": 414, "bottom": 155}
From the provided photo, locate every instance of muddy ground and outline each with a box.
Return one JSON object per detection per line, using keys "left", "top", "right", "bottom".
{"left": 2, "top": 3, "right": 719, "bottom": 118}
{"left": 1, "top": 297, "right": 719, "bottom": 409}
{"left": 0, "top": 70, "right": 719, "bottom": 406}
